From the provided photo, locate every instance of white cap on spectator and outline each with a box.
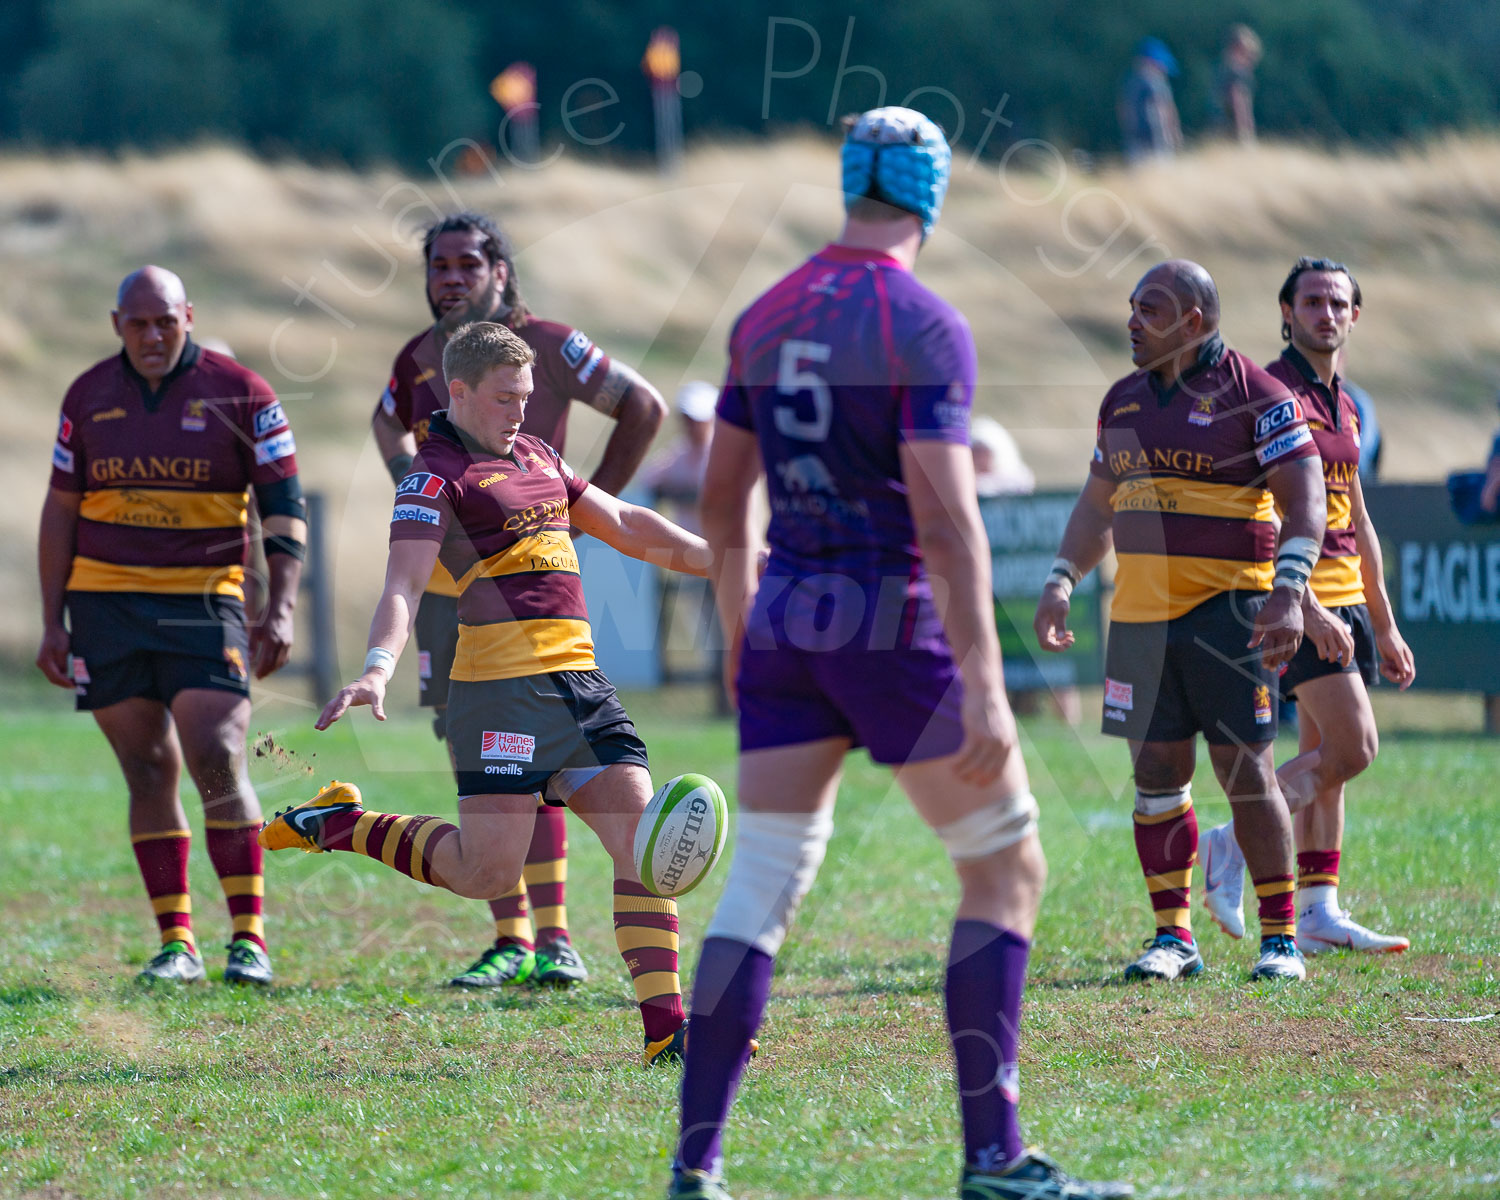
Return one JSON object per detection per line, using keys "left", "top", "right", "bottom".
{"left": 972, "top": 415, "right": 1035, "bottom": 497}
{"left": 677, "top": 380, "right": 719, "bottom": 423}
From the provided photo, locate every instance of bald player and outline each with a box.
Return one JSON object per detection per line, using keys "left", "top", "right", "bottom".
{"left": 372, "top": 211, "right": 668, "bottom": 991}
{"left": 1036, "top": 259, "right": 1325, "bottom": 983}
{"left": 1200, "top": 258, "right": 1416, "bottom": 953}
{"left": 37, "top": 267, "right": 307, "bottom": 985}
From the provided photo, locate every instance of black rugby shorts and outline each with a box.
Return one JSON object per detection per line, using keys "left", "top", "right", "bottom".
{"left": 66, "top": 591, "right": 251, "bottom": 711}
{"left": 1279, "top": 602, "right": 1378, "bottom": 698}
{"left": 1101, "top": 591, "right": 1279, "bottom": 746}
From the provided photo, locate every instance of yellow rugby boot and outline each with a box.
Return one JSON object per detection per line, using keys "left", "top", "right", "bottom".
{"left": 258, "top": 780, "right": 362, "bottom": 853}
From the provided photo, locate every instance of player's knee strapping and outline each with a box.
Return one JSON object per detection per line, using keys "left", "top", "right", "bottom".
{"left": 705, "top": 810, "right": 835, "bottom": 956}
{"left": 933, "top": 791, "right": 1039, "bottom": 862}
{"left": 1133, "top": 785, "right": 1196, "bottom": 937}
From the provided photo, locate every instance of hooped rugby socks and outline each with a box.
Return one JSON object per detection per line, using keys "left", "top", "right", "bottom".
{"left": 1254, "top": 873, "right": 1297, "bottom": 938}
{"left": 1133, "top": 794, "right": 1197, "bottom": 943}
{"left": 676, "top": 937, "right": 775, "bottom": 1175}
{"left": 1296, "top": 849, "right": 1340, "bottom": 912}
{"left": 613, "top": 879, "right": 684, "bottom": 1043}
{"left": 320, "top": 808, "right": 458, "bottom": 887}
{"left": 524, "top": 803, "right": 570, "bottom": 944}
{"left": 205, "top": 819, "right": 266, "bottom": 951}
{"left": 487, "top": 882, "right": 534, "bottom": 950}
{"left": 132, "top": 829, "right": 196, "bottom": 953}
{"left": 947, "top": 921, "right": 1029, "bottom": 1169}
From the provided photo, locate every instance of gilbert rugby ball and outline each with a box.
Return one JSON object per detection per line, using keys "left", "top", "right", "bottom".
{"left": 635, "top": 773, "right": 728, "bottom": 897}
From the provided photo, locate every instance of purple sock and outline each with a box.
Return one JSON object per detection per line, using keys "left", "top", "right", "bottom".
{"left": 676, "top": 937, "right": 775, "bottom": 1175}
{"left": 945, "top": 919, "right": 1030, "bottom": 1170}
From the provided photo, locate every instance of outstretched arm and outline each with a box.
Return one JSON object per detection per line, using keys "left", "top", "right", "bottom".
{"left": 316, "top": 537, "right": 439, "bottom": 728}
{"left": 570, "top": 483, "right": 710, "bottom": 577}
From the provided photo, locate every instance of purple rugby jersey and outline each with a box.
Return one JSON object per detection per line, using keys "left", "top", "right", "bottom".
{"left": 718, "top": 243, "right": 976, "bottom": 654}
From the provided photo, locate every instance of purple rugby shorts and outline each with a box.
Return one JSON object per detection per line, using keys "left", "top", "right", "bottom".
{"left": 736, "top": 641, "right": 965, "bottom": 765}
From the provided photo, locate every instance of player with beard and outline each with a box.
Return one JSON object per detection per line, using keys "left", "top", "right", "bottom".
{"left": 371, "top": 213, "right": 667, "bottom": 991}
{"left": 1199, "top": 258, "right": 1416, "bottom": 953}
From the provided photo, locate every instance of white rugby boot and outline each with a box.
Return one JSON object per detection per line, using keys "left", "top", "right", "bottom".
{"left": 1199, "top": 820, "right": 1246, "bottom": 940}
{"left": 1297, "top": 905, "right": 1409, "bottom": 955}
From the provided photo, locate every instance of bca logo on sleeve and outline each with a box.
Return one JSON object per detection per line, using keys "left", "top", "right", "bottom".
{"left": 560, "top": 329, "right": 593, "bottom": 369}
{"left": 253, "top": 402, "right": 288, "bottom": 439}
{"left": 396, "top": 472, "right": 445, "bottom": 499}
{"left": 1254, "top": 398, "right": 1302, "bottom": 443}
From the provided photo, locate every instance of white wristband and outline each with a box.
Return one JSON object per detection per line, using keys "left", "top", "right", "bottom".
{"left": 363, "top": 647, "right": 396, "bottom": 677}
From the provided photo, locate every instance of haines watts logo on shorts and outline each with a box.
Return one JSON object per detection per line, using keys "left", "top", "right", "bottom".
{"left": 1253, "top": 684, "right": 1273, "bottom": 725}
{"left": 1104, "top": 678, "right": 1134, "bottom": 711}
{"left": 481, "top": 730, "right": 536, "bottom": 762}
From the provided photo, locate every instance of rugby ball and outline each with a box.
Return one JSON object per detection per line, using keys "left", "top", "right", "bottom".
{"left": 635, "top": 773, "right": 728, "bottom": 897}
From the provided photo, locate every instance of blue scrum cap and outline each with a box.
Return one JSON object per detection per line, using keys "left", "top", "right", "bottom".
{"left": 840, "top": 107, "right": 952, "bottom": 239}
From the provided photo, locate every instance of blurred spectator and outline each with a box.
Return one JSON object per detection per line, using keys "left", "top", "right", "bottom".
{"left": 971, "top": 415, "right": 1035, "bottom": 497}
{"left": 1343, "top": 379, "right": 1382, "bottom": 481}
{"left": 643, "top": 380, "right": 717, "bottom": 529}
{"left": 1118, "top": 37, "right": 1182, "bottom": 165}
{"left": 1215, "top": 24, "right": 1263, "bottom": 143}
{"left": 1482, "top": 393, "right": 1500, "bottom": 514}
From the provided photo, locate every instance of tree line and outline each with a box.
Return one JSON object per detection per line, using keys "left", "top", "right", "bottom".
{"left": 1, "top": 0, "right": 1493, "bottom": 168}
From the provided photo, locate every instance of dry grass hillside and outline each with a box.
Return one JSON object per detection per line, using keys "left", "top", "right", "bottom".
{"left": 4, "top": 135, "right": 1500, "bottom": 660}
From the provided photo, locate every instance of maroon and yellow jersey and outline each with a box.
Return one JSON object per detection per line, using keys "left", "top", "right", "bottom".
{"left": 1265, "top": 348, "right": 1364, "bottom": 608}
{"left": 1089, "top": 336, "right": 1319, "bottom": 623}
{"left": 377, "top": 317, "right": 616, "bottom": 597}
{"left": 389, "top": 414, "right": 594, "bottom": 681}
{"left": 49, "top": 341, "right": 298, "bottom": 603}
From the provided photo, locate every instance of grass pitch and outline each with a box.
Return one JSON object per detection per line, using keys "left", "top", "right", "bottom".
{"left": 1, "top": 693, "right": 1497, "bottom": 1199}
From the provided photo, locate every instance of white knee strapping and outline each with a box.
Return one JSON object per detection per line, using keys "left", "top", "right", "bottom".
{"left": 704, "top": 810, "right": 834, "bottom": 956}
{"left": 934, "top": 791, "right": 1040, "bottom": 862}
{"left": 1135, "top": 784, "right": 1191, "bottom": 817}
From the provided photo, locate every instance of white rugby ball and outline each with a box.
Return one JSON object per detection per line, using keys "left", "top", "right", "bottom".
{"left": 635, "top": 773, "right": 728, "bottom": 897}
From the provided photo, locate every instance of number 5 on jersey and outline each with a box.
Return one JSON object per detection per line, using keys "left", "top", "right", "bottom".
{"left": 774, "top": 340, "right": 832, "bottom": 442}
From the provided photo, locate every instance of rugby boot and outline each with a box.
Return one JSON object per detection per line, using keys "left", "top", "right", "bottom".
{"left": 667, "top": 1168, "right": 734, "bottom": 1200}
{"left": 1199, "top": 820, "right": 1246, "bottom": 940}
{"left": 961, "top": 1150, "right": 1134, "bottom": 1199}
{"left": 1249, "top": 933, "right": 1307, "bottom": 981}
{"left": 1297, "top": 906, "right": 1409, "bottom": 955}
{"left": 1122, "top": 932, "right": 1204, "bottom": 982}
{"left": 644, "top": 1019, "right": 759, "bottom": 1068}
{"left": 223, "top": 939, "right": 273, "bottom": 986}
{"left": 531, "top": 935, "right": 589, "bottom": 988}
{"left": 258, "top": 781, "right": 362, "bottom": 853}
{"left": 138, "top": 940, "right": 206, "bottom": 985}
{"left": 448, "top": 943, "right": 535, "bottom": 988}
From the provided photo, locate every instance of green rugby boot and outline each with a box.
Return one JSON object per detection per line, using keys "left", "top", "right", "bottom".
{"left": 138, "top": 940, "right": 206, "bottom": 985}
{"left": 223, "top": 939, "right": 273, "bottom": 986}
{"left": 531, "top": 936, "right": 588, "bottom": 988}
{"left": 448, "top": 942, "right": 535, "bottom": 989}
